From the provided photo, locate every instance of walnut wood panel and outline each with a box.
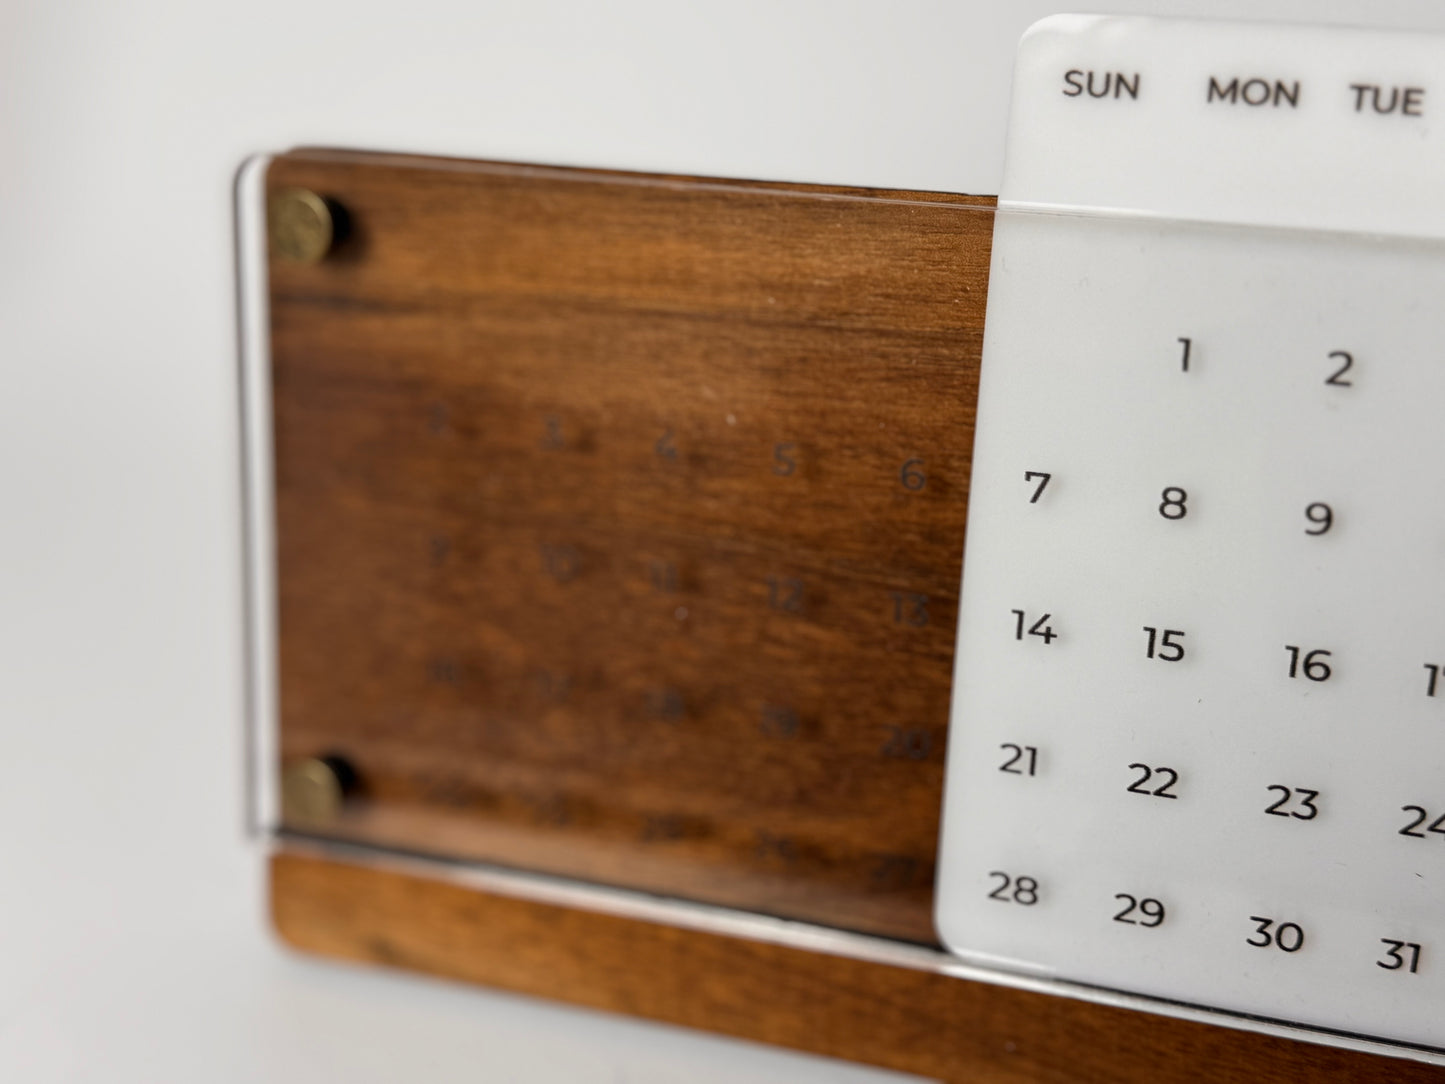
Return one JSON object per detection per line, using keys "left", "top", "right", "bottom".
{"left": 267, "top": 150, "right": 994, "bottom": 943}
{"left": 271, "top": 850, "right": 1441, "bottom": 1084}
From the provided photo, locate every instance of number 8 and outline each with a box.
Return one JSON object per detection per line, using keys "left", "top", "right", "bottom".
{"left": 1159, "top": 486, "right": 1188, "bottom": 520}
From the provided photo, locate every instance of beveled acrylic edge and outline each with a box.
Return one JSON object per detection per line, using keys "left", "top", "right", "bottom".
{"left": 235, "top": 152, "right": 279, "bottom": 838}
{"left": 235, "top": 149, "right": 1445, "bottom": 1069}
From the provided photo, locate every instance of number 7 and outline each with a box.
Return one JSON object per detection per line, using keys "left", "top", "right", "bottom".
{"left": 1024, "top": 471, "right": 1052, "bottom": 503}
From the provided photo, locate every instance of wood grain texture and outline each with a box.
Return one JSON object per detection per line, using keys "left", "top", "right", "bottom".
{"left": 267, "top": 150, "right": 994, "bottom": 943}
{"left": 272, "top": 850, "right": 1441, "bottom": 1084}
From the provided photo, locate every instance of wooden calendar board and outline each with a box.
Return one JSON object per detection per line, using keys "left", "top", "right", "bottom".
{"left": 257, "top": 150, "right": 1437, "bottom": 1080}
{"left": 265, "top": 149, "right": 992, "bottom": 943}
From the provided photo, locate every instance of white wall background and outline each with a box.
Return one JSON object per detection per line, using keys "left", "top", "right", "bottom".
{"left": 4, "top": 2, "right": 1445, "bottom": 1079}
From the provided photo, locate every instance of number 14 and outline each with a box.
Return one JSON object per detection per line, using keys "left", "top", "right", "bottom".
{"left": 1012, "top": 609, "right": 1057, "bottom": 644}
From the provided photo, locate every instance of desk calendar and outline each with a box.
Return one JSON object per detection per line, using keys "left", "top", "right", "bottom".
{"left": 242, "top": 13, "right": 1445, "bottom": 1081}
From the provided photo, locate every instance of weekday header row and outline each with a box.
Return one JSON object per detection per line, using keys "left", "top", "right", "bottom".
{"left": 1060, "top": 69, "right": 1425, "bottom": 117}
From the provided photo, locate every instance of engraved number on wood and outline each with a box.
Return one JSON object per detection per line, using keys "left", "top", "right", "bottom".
{"left": 760, "top": 703, "right": 800, "bottom": 740}
{"left": 891, "top": 591, "right": 929, "bottom": 627}
{"left": 754, "top": 831, "right": 799, "bottom": 866}
{"left": 869, "top": 853, "right": 924, "bottom": 889}
{"left": 648, "top": 559, "right": 679, "bottom": 593}
{"left": 540, "top": 544, "right": 580, "bottom": 582}
{"left": 881, "top": 726, "right": 933, "bottom": 760}
{"left": 646, "top": 686, "right": 685, "bottom": 722}
{"left": 427, "top": 401, "right": 449, "bottom": 434}
{"left": 772, "top": 441, "right": 797, "bottom": 476}
{"left": 642, "top": 814, "right": 686, "bottom": 842}
{"left": 767, "top": 575, "right": 804, "bottom": 613}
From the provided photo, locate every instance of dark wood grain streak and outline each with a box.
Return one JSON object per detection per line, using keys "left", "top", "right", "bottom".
{"left": 272, "top": 851, "right": 1441, "bottom": 1084}
{"left": 267, "top": 150, "right": 993, "bottom": 943}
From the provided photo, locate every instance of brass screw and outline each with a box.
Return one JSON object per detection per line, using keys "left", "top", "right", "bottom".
{"left": 268, "top": 187, "right": 336, "bottom": 264}
{"left": 281, "top": 756, "right": 349, "bottom": 824}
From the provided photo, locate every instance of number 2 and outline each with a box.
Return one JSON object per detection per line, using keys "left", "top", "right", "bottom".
{"left": 1326, "top": 350, "right": 1354, "bottom": 387}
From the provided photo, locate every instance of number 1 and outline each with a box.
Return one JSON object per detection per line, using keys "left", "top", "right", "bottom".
{"left": 1178, "top": 336, "right": 1191, "bottom": 372}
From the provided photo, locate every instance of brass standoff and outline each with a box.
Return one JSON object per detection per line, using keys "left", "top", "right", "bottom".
{"left": 280, "top": 755, "right": 357, "bottom": 825}
{"left": 268, "top": 187, "right": 340, "bottom": 264}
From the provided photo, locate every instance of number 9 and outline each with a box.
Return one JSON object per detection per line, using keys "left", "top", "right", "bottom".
{"left": 1304, "top": 502, "right": 1333, "bottom": 536}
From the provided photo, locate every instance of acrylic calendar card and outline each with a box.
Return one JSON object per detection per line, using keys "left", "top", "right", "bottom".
{"left": 938, "top": 15, "right": 1445, "bottom": 1053}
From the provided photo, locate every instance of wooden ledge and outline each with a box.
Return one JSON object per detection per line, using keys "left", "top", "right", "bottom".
{"left": 271, "top": 850, "right": 1441, "bottom": 1083}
